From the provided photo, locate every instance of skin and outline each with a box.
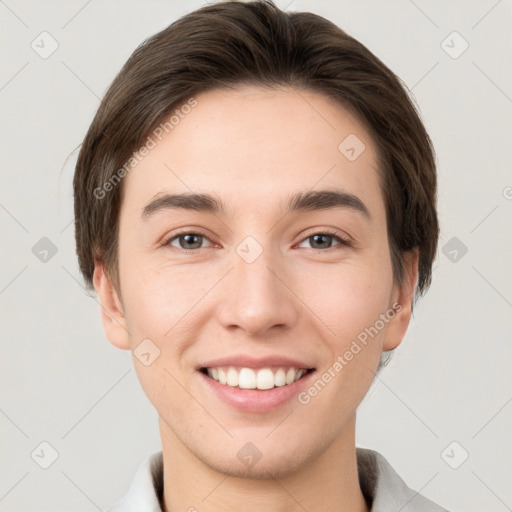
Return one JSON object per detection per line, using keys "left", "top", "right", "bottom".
{"left": 94, "top": 85, "right": 418, "bottom": 512}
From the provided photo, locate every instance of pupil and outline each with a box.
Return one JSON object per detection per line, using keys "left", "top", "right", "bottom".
{"left": 313, "top": 234, "right": 330, "bottom": 248}
{"left": 182, "top": 234, "right": 200, "bottom": 249}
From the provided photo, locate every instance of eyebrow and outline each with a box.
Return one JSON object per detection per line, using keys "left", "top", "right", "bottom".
{"left": 141, "top": 189, "right": 371, "bottom": 221}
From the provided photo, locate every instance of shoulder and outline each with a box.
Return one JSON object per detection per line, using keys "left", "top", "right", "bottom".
{"left": 356, "top": 447, "right": 450, "bottom": 512}
{"left": 106, "top": 451, "right": 164, "bottom": 512}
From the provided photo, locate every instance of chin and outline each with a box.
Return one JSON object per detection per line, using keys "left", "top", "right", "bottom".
{"left": 203, "top": 451, "right": 309, "bottom": 480}
{"left": 185, "top": 432, "right": 328, "bottom": 481}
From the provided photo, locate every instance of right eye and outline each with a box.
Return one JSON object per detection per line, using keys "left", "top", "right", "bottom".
{"left": 161, "top": 231, "right": 215, "bottom": 252}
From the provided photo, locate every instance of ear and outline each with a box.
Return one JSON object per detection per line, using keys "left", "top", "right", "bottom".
{"left": 382, "top": 249, "right": 419, "bottom": 352}
{"left": 93, "top": 262, "right": 131, "bottom": 350}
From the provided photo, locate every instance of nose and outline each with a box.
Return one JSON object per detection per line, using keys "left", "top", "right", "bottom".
{"left": 216, "top": 242, "right": 299, "bottom": 337}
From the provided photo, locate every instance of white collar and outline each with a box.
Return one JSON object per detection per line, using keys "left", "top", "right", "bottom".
{"left": 106, "top": 447, "right": 448, "bottom": 512}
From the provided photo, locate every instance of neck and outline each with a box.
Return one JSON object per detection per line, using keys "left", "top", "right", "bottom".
{"left": 159, "top": 415, "right": 370, "bottom": 512}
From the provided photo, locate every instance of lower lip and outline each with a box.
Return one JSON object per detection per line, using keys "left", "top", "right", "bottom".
{"left": 198, "top": 370, "right": 316, "bottom": 413}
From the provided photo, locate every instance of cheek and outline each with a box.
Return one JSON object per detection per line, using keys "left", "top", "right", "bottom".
{"left": 301, "top": 268, "right": 394, "bottom": 418}
{"left": 306, "top": 260, "right": 394, "bottom": 400}
{"left": 307, "top": 257, "right": 393, "bottom": 331}
{"left": 120, "top": 263, "right": 212, "bottom": 408}
{"left": 119, "top": 256, "right": 219, "bottom": 353}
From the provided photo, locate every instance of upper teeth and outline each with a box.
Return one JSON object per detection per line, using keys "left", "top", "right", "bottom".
{"left": 206, "top": 367, "right": 308, "bottom": 390}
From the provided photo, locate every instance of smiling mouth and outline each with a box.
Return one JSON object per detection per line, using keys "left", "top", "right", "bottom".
{"left": 200, "top": 366, "right": 315, "bottom": 390}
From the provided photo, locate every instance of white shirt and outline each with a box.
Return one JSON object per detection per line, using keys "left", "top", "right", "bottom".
{"left": 106, "top": 447, "right": 449, "bottom": 511}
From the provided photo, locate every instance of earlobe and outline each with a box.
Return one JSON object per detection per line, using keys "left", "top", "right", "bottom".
{"left": 92, "top": 262, "right": 131, "bottom": 350}
{"left": 382, "top": 249, "right": 419, "bottom": 352}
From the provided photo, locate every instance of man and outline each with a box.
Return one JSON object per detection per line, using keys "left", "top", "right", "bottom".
{"left": 73, "top": 1, "right": 447, "bottom": 510}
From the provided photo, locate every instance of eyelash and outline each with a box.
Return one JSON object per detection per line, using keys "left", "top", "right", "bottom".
{"left": 160, "top": 228, "right": 352, "bottom": 253}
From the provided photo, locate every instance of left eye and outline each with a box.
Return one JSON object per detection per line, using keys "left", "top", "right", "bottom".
{"left": 297, "top": 232, "right": 350, "bottom": 250}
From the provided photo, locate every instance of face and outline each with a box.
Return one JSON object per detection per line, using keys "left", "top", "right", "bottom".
{"left": 95, "top": 85, "right": 416, "bottom": 478}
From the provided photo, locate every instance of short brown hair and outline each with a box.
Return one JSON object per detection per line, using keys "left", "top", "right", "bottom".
{"left": 73, "top": 0, "right": 438, "bottom": 302}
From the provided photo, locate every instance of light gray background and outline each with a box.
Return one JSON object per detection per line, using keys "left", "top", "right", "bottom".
{"left": 1, "top": 0, "right": 511, "bottom": 511}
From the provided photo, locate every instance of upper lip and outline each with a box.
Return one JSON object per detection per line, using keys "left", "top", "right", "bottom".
{"left": 198, "top": 354, "right": 316, "bottom": 370}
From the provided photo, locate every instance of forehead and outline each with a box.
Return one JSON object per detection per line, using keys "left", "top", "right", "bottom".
{"left": 121, "top": 85, "right": 384, "bottom": 220}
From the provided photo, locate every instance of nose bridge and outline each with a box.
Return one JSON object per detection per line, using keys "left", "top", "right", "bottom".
{"left": 218, "top": 235, "right": 298, "bottom": 334}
